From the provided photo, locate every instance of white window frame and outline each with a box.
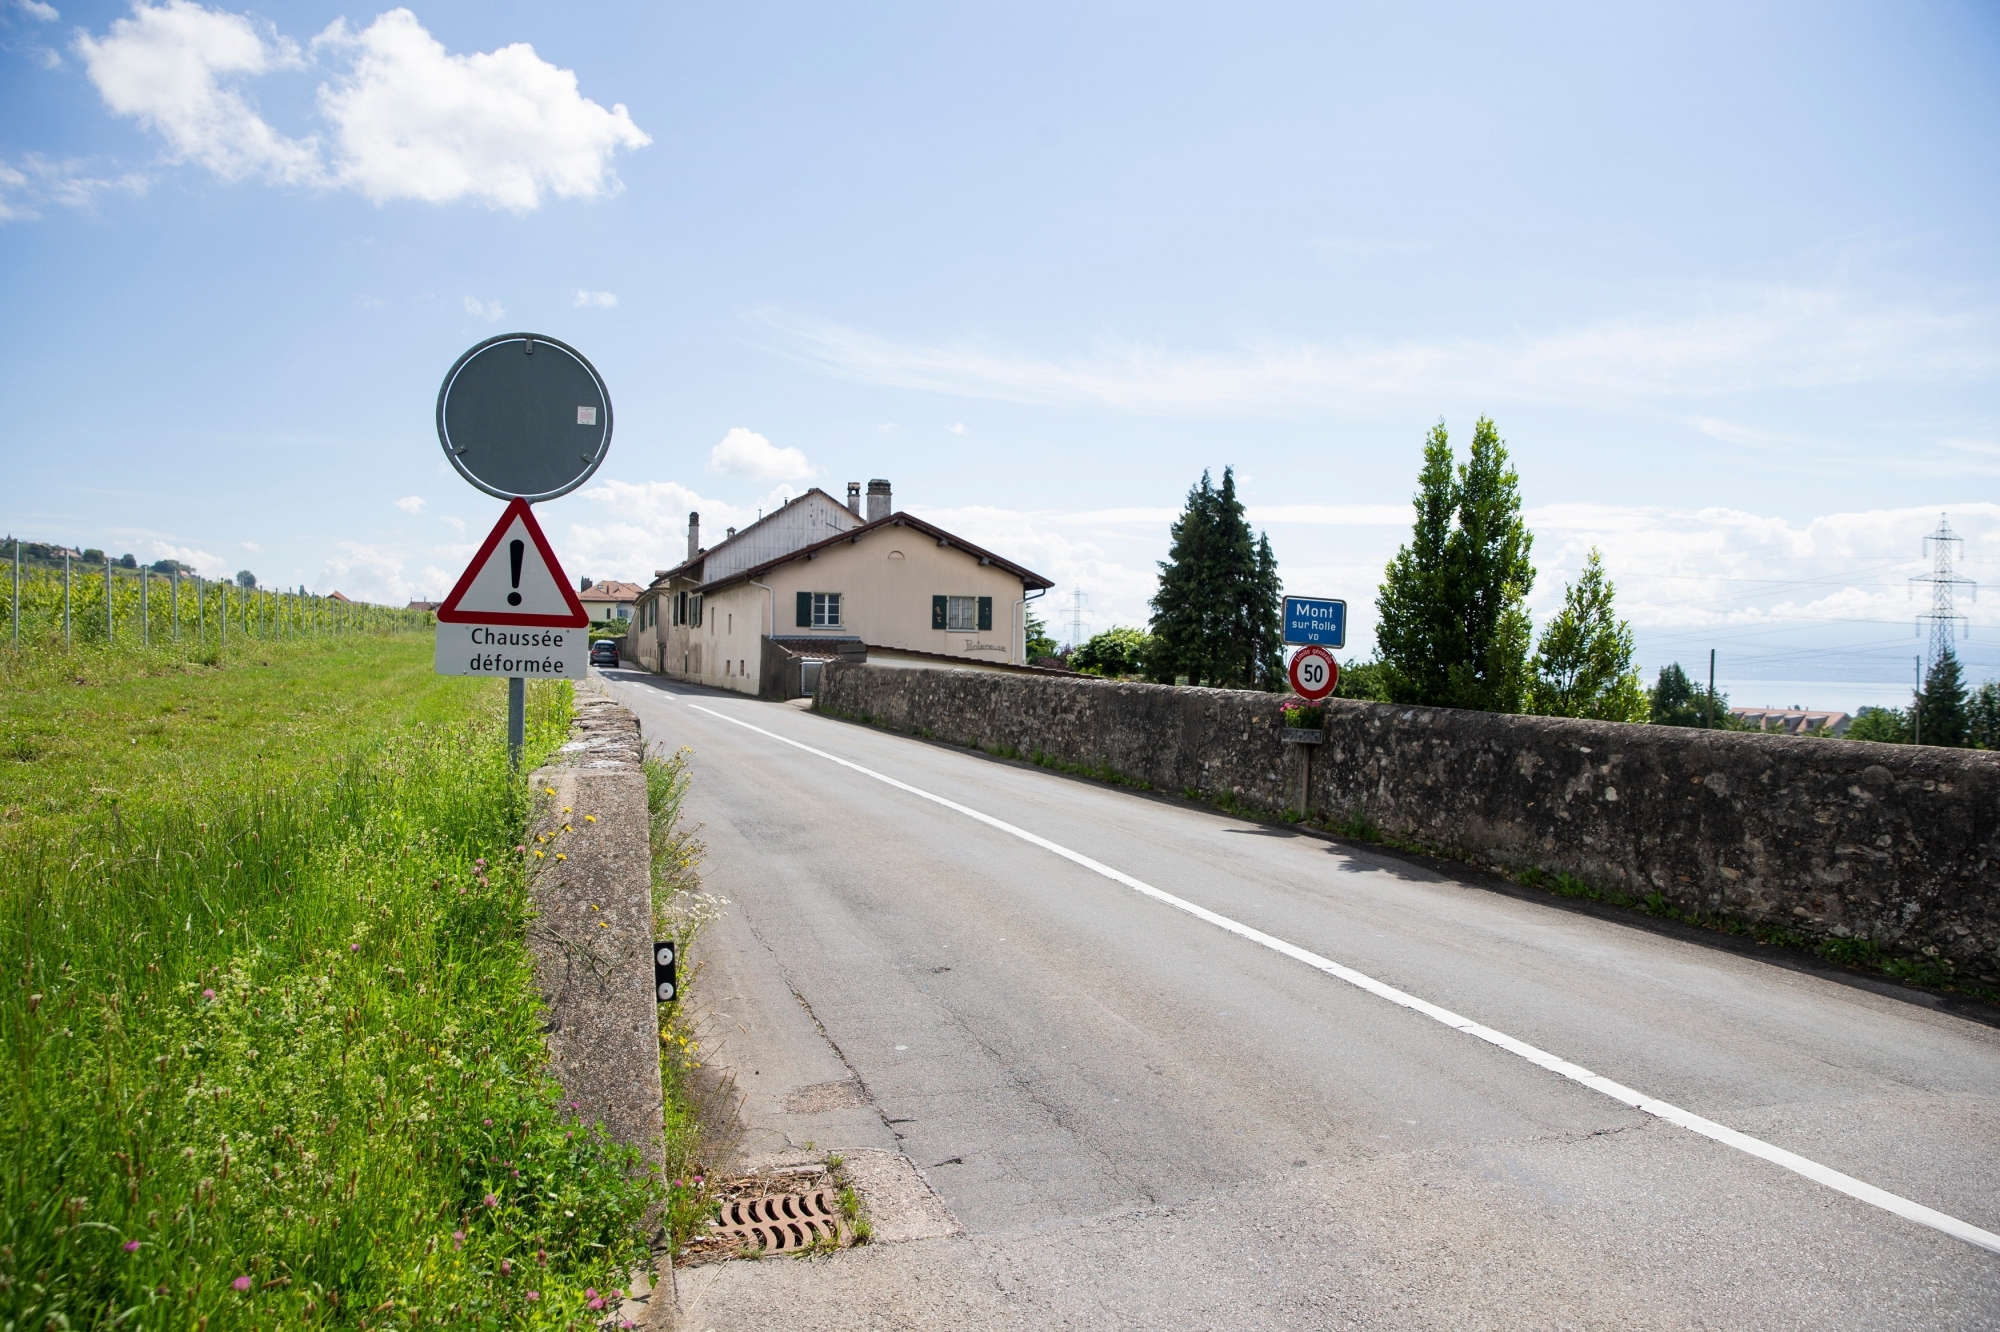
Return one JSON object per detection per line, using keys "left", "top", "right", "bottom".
{"left": 945, "top": 595, "right": 978, "bottom": 631}
{"left": 812, "top": 592, "right": 842, "bottom": 628}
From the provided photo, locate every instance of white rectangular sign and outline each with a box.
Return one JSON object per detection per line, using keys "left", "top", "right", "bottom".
{"left": 434, "top": 622, "right": 589, "bottom": 678}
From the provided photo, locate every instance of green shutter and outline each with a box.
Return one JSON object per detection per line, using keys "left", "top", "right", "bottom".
{"left": 796, "top": 591, "right": 812, "bottom": 628}
{"left": 932, "top": 595, "right": 947, "bottom": 630}
{"left": 977, "top": 596, "right": 993, "bottom": 631}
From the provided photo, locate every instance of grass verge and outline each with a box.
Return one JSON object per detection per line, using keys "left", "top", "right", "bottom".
{"left": 642, "top": 748, "right": 739, "bottom": 1259}
{"left": 2, "top": 634, "right": 661, "bottom": 1328}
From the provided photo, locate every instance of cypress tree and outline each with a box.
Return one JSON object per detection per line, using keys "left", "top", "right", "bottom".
{"left": 1375, "top": 417, "right": 1535, "bottom": 711}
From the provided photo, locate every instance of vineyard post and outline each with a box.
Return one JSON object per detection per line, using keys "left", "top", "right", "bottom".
{"left": 104, "top": 553, "right": 113, "bottom": 645}
{"left": 10, "top": 537, "right": 17, "bottom": 649}
{"left": 63, "top": 550, "right": 71, "bottom": 649}
{"left": 196, "top": 575, "right": 203, "bottom": 644}
{"left": 141, "top": 567, "right": 148, "bottom": 645}
{"left": 171, "top": 567, "right": 179, "bottom": 642}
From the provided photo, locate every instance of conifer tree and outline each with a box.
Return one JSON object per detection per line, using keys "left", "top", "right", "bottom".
{"left": 1250, "top": 531, "right": 1285, "bottom": 689}
{"left": 1375, "top": 418, "right": 1535, "bottom": 711}
{"left": 1919, "top": 648, "right": 1970, "bottom": 747}
{"left": 1149, "top": 467, "right": 1284, "bottom": 689}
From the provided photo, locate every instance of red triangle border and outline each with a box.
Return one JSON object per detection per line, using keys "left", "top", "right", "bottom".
{"left": 435, "top": 497, "right": 591, "bottom": 627}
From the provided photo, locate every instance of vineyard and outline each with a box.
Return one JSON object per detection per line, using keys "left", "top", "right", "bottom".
{"left": 6, "top": 543, "right": 429, "bottom": 651}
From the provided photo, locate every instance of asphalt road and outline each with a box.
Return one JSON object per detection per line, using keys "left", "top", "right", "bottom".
{"left": 593, "top": 669, "right": 2000, "bottom": 1331}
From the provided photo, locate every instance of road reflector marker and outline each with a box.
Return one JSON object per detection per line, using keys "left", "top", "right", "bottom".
{"left": 655, "top": 939, "right": 677, "bottom": 1003}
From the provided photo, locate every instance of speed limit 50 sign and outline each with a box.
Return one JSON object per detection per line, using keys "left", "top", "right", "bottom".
{"left": 1288, "top": 644, "right": 1339, "bottom": 701}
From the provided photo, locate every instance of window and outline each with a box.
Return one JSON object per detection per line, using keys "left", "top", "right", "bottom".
{"left": 933, "top": 595, "right": 995, "bottom": 632}
{"left": 690, "top": 592, "right": 703, "bottom": 627}
{"left": 813, "top": 592, "right": 841, "bottom": 627}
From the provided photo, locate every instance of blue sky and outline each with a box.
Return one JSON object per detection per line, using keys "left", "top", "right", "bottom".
{"left": 3, "top": 1, "right": 1997, "bottom": 708}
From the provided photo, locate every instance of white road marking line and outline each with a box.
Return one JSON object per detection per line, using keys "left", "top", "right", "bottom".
{"left": 685, "top": 701, "right": 2000, "bottom": 1258}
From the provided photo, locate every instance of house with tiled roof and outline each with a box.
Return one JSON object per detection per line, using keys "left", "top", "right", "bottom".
{"left": 627, "top": 479, "right": 1053, "bottom": 698}
{"left": 579, "top": 579, "right": 644, "bottom": 624}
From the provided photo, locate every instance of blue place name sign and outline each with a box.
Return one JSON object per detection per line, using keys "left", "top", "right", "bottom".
{"left": 1283, "top": 596, "right": 1346, "bottom": 648}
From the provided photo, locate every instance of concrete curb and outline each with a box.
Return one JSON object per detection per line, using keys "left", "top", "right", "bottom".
{"left": 527, "top": 685, "right": 674, "bottom": 1327}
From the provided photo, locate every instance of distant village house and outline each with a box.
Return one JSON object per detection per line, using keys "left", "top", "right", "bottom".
{"left": 579, "top": 578, "right": 645, "bottom": 624}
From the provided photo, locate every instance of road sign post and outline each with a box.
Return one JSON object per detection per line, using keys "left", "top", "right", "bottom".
{"left": 1285, "top": 643, "right": 1339, "bottom": 819}
{"left": 434, "top": 334, "right": 611, "bottom": 767}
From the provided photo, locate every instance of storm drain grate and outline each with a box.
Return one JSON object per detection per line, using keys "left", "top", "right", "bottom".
{"left": 708, "top": 1189, "right": 849, "bottom": 1253}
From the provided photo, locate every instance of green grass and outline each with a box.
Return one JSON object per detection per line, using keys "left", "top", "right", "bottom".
{"left": 641, "top": 748, "right": 739, "bottom": 1258}
{"left": 0, "top": 634, "right": 661, "bottom": 1329}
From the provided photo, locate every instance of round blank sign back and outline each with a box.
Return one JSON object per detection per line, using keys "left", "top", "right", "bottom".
{"left": 437, "top": 333, "right": 612, "bottom": 501}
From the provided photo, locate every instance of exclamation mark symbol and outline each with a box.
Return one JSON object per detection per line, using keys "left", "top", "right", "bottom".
{"left": 507, "top": 539, "right": 524, "bottom": 606}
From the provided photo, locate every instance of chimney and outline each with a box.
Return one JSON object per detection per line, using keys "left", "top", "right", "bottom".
{"left": 726, "top": 526, "right": 737, "bottom": 539}
{"left": 865, "top": 478, "right": 892, "bottom": 522}
{"left": 845, "top": 482, "right": 861, "bottom": 516}
{"left": 580, "top": 577, "right": 594, "bottom": 592}
{"left": 686, "top": 512, "right": 700, "bottom": 562}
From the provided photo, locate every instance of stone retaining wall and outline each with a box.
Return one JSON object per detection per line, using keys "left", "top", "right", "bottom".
{"left": 815, "top": 664, "right": 2000, "bottom": 984}
{"left": 527, "top": 690, "right": 665, "bottom": 1171}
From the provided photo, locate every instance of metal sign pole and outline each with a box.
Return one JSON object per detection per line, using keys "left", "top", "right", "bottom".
{"left": 508, "top": 676, "right": 526, "bottom": 769}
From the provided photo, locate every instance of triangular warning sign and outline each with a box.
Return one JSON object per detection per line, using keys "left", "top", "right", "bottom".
{"left": 436, "top": 497, "right": 589, "bottom": 627}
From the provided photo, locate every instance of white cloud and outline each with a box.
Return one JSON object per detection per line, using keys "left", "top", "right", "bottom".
{"left": 574, "top": 289, "right": 616, "bottom": 308}
{"left": 72, "top": 3, "right": 648, "bottom": 211}
{"left": 146, "top": 539, "right": 226, "bottom": 578}
{"left": 441, "top": 515, "right": 465, "bottom": 537}
{"left": 394, "top": 495, "right": 425, "bottom": 514}
{"left": 19, "top": 0, "right": 58, "bottom": 19}
{"left": 945, "top": 421, "right": 967, "bottom": 435}
{"left": 0, "top": 153, "right": 150, "bottom": 221}
{"left": 463, "top": 295, "right": 503, "bottom": 321}
{"left": 912, "top": 503, "right": 1157, "bottom": 645}
{"left": 322, "top": 541, "right": 418, "bottom": 604}
{"left": 565, "top": 478, "right": 803, "bottom": 583}
{"left": 76, "top": 0, "right": 319, "bottom": 184}
{"left": 313, "top": 8, "right": 650, "bottom": 210}
{"left": 706, "top": 427, "right": 816, "bottom": 482}
{"left": 762, "top": 287, "right": 1999, "bottom": 415}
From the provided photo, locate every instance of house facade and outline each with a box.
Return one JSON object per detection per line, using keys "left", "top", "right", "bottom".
{"left": 627, "top": 480, "right": 1054, "bottom": 696}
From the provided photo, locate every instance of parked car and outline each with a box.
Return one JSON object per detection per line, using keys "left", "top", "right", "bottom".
{"left": 589, "top": 639, "right": 619, "bottom": 667}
